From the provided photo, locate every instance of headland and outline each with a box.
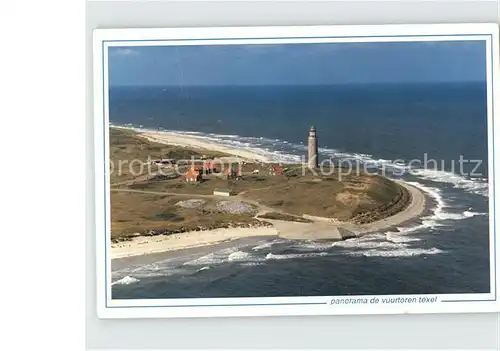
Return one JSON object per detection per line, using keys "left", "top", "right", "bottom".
{"left": 109, "top": 127, "right": 427, "bottom": 259}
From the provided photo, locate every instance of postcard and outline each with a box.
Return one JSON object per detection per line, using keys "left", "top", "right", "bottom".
{"left": 93, "top": 23, "right": 500, "bottom": 318}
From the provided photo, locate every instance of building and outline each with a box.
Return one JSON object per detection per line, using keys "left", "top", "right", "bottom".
{"left": 224, "top": 168, "right": 238, "bottom": 180}
{"left": 268, "top": 165, "right": 283, "bottom": 176}
{"left": 203, "top": 160, "right": 217, "bottom": 174}
{"left": 185, "top": 166, "right": 203, "bottom": 182}
{"left": 308, "top": 125, "right": 319, "bottom": 168}
{"left": 213, "top": 188, "right": 233, "bottom": 196}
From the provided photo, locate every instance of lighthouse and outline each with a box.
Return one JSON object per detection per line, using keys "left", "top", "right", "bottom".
{"left": 308, "top": 125, "right": 319, "bottom": 168}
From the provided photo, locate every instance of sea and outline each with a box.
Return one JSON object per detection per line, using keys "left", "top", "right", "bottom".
{"left": 109, "top": 83, "right": 492, "bottom": 299}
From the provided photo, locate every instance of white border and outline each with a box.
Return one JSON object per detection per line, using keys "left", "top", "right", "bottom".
{"left": 93, "top": 23, "right": 500, "bottom": 319}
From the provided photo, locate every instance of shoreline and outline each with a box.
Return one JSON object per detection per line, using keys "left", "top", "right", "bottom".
{"left": 110, "top": 127, "right": 428, "bottom": 259}
{"left": 111, "top": 226, "right": 278, "bottom": 259}
{"left": 139, "top": 129, "right": 271, "bottom": 163}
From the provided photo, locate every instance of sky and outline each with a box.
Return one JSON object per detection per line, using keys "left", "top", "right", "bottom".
{"left": 108, "top": 41, "right": 486, "bottom": 87}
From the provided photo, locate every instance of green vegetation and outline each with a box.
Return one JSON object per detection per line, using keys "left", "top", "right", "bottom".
{"left": 110, "top": 192, "right": 268, "bottom": 240}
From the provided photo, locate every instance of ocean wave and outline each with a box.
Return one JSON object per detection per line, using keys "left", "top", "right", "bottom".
{"left": 113, "top": 263, "right": 192, "bottom": 279}
{"left": 405, "top": 181, "right": 482, "bottom": 224}
{"left": 328, "top": 178, "right": 485, "bottom": 254}
{"left": 196, "top": 266, "right": 211, "bottom": 272}
{"left": 463, "top": 210, "right": 487, "bottom": 217}
{"left": 112, "top": 276, "right": 140, "bottom": 286}
{"left": 334, "top": 234, "right": 406, "bottom": 250}
{"left": 183, "top": 247, "right": 266, "bottom": 266}
{"left": 290, "top": 241, "right": 336, "bottom": 251}
{"left": 345, "top": 247, "right": 444, "bottom": 258}
{"left": 411, "top": 168, "right": 488, "bottom": 197}
{"left": 370, "top": 181, "right": 488, "bottom": 246}
{"left": 384, "top": 232, "right": 422, "bottom": 243}
{"left": 228, "top": 251, "right": 252, "bottom": 262}
{"left": 252, "top": 241, "right": 276, "bottom": 251}
{"left": 165, "top": 130, "right": 304, "bottom": 163}
{"left": 265, "top": 251, "right": 330, "bottom": 260}
{"left": 240, "top": 262, "right": 265, "bottom": 267}
{"left": 183, "top": 248, "right": 236, "bottom": 266}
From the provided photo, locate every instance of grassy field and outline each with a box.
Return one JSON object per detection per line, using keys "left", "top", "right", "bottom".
{"left": 109, "top": 127, "right": 409, "bottom": 239}
{"left": 110, "top": 191, "right": 267, "bottom": 241}
{"left": 125, "top": 165, "right": 404, "bottom": 221}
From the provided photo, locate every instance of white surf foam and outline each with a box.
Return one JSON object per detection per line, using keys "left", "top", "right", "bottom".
{"left": 329, "top": 178, "right": 485, "bottom": 255}
{"left": 364, "top": 179, "right": 489, "bottom": 250}
{"left": 165, "top": 130, "right": 304, "bottom": 164}
{"left": 251, "top": 238, "right": 290, "bottom": 251}
{"left": 228, "top": 251, "right": 252, "bottom": 262}
{"left": 346, "top": 247, "right": 444, "bottom": 258}
{"left": 183, "top": 247, "right": 267, "bottom": 266}
{"left": 377, "top": 181, "right": 483, "bottom": 244}
{"left": 265, "top": 252, "right": 330, "bottom": 260}
{"left": 411, "top": 168, "right": 488, "bottom": 197}
{"left": 112, "top": 276, "right": 140, "bottom": 286}
{"left": 252, "top": 242, "right": 274, "bottom": 251}
{"left": 183, "top": 253, "right": 226, "bottom": 266}
{"left": 240, "top": 262, "right": 265, "bottom": 267}
{"left": 334, "top": 234, "right": 406, "bottom": 250}
{"left": 463, "top": 210, "right": 487, "bottom": 217}
{"left": 385, "top": 232, "right": 422, "bottom": 243}
{"left": 405, "top": 181, "right": 482, "bottom": 224}
{"left": 183, "top": 247, "right": 239, "bottom": 266}
{"left": 196, "top": 266, "right": 211, "bottom": 272}
{"left": 114, "top": 263, "right": 191, "bottom": 279}
{"left": 291, "top": 241, "right": 336, "bottom": 251}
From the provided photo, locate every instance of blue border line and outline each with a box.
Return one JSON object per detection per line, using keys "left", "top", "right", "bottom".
{"left": 102, "top": 33, "right": 497, "bottom": 309}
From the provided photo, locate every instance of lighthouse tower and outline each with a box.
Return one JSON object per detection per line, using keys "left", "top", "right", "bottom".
{"left": 308, "top": 125, "right": 319, "bottom": 168}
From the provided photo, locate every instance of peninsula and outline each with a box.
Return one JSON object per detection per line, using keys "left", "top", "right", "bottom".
{"left": 109, "top": 127, "right": 426, "bottom": 258}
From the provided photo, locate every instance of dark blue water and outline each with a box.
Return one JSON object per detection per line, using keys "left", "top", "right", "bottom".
{"left": 110, "top": 83, "right": 491, "bottom": 298}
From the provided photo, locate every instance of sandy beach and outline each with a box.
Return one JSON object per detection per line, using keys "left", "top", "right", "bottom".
{"left": 140, "top": 129, "right": 270, "bottom": 163}
{"left": 111, "top": 226, "right": 278, "bottom": 259}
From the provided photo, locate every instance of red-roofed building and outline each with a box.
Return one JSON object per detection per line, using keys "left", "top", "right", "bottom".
{"left": 268, "top": 165, "right": 283, "bottom": 176}
{"left": 203, "top": 160, "right": 217, "bottom": 174}
{"left": 185, "top": 167, "right": 202, "bottom": 182}
{"left": 224, "top": 168, "right": 237, "bottom": 180}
